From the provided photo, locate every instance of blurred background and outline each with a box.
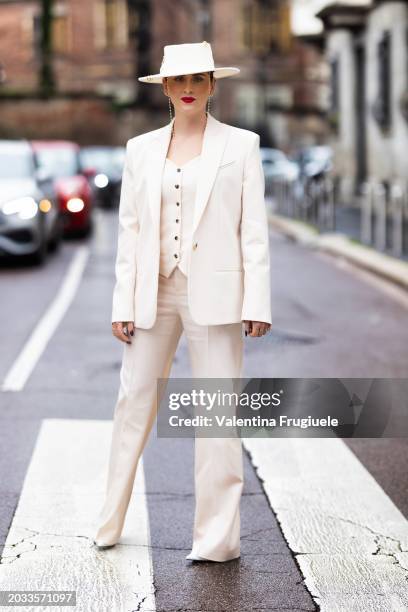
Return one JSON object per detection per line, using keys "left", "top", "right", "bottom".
{"left": 1, "top": 7, "right": 408, "bottom": 605}
{"left": 0, "top": 0, "right": 407, "bottom": 263}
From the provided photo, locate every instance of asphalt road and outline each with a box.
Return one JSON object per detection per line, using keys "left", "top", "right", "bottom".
{"left": 0, "top": 208, "right": 407, "bottom": 611}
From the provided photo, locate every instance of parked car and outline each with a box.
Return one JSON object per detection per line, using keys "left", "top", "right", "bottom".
{"left": 293, "top": 145, "right": 333, "bottom": 181}
{"left": 79, "top": 146, "right": 125, "bottom": 208}
{"left": 290, "top": 145, "right": 333, "bottom": 204}
{"left": 31, "top": 140, "right": 93, "bottom": 237}
{"left": 0, "top": 140, "right": 62, "bottom": 264}
{"left": 260, "top": 147, "right": 299, "bottom": 194}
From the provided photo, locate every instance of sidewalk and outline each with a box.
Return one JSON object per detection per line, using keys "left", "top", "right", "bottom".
{"left": 267, "top": 203, "right": 408, "bottom": 292}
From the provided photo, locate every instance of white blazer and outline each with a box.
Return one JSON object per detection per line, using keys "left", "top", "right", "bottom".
{"left": 112, "top": 112, "right": 272, "bottom": 328}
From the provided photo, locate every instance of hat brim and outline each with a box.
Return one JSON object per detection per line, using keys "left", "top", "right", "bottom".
{"left": 138, "top": 67, "right": 240, "bottom": 83}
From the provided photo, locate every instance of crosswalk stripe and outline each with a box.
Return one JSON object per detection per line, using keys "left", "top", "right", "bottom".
{"left": 242, "top": 436, "right": 408, "bottom": 611}
{"left": 1, "top": 246, "right": 89, "bottom": 392}
{"left": 0, "top": 419, "right": 156, "bottom": 611}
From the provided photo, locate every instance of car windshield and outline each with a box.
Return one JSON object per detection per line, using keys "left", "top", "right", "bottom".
{"left": 0, "top": 150, "right": 33, "bottom": 179}
{"left": 304, "top": 147, "right": 331, "bottom": 162}
{"left": 80, "top": 148, "right": 124, "bottom": 174}
{"left": 261, "top": 149, "right": 286, "bottom": 164}
{"left": 36, "top": 147, "right": 79, "bottom": 178}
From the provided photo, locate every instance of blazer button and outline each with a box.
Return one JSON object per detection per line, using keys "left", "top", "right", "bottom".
{"left": 174, "top": 253, "right": 178, "bottom": 258}
{"left": 175, "top": 236, "right": 178, "bottom": 240}
{"left": 175, "top": 184, "right": 179, "bottom": 189}
{"left": 193, "top": 242, "right": 198, "bottom": 250}
{"left": 176, "top": 202, "right": 180, "bottom": 206}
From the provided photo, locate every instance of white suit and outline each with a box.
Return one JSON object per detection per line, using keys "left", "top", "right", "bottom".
{"left": 112, "top": 112, "right": 272, "bottom": 327}
{"left": 95, "top": 113, "right": 272, "bottom": 562}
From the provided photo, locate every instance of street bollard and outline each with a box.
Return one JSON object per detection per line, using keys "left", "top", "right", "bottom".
{"left": 281, "top": 178, "right": 286, "bottom": 215}
{"left": 310, "top": 180, "right": 319, "bottom": 225}
{"left": 316, "top": 179, "right": 324, "bottom": 229}
{"left": 277, "top": 179, "right": 283, "bottom": 214}
{"left": 327, "top": 176, "right": 336, "bottom": 231}
{"left": 322, "top": 176, "right": 335, "bottom": 231}
{"left": 374, "top": 183, "right": 387, "bottom": 251}
{"left": 301, "top": 177, "right": 310, "bottom": 222}
{"left": 278, "top": 180, "right": 282, "bottom": 214}
{"left": 390, "top": 182, "right": 403, "bottom": 257}
{"left": 361, "top": 182, "right": 373, "bottom": 246}
{"left": 404, "top": 183, "right": 408, "bottom": 255}
{"left": 287, "top": 180, "right": 293, "bottom": 217}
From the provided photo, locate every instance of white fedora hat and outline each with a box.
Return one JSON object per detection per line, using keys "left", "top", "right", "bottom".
{"left": 138, "top": 41, "right": 240, "bottom": 84}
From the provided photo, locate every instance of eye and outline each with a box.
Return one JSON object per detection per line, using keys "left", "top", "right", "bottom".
{"left": 194, "top": 75, "right": 204, "bottom": 82}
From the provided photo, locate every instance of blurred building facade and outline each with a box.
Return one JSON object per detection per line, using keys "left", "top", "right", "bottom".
{"left": 319, "top": 0, "right": 408, "bottom": 203}
{"left": 144, "top": 0, "right": 329, "bottom": 150}
{"left": 0, "top": 0, "right": 136, "bottom": 97}
{"left": 0, "top": 0, "right": 328, "bottom": 148}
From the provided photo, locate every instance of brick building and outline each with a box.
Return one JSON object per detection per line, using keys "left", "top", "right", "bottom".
{"left": 0, "top": 0, "right": 205, "bottom": 99}
{"left": 0, "top": 0, "right": 327, "bottom": 148}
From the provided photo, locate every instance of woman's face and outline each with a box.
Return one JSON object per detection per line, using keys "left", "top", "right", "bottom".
{"left": 163, "top": 72, "right": 215, "bottom": 117}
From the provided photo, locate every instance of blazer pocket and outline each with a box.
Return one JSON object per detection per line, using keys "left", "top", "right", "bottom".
{"left": 218, "top": 159, "right": 236, "bottom": 170}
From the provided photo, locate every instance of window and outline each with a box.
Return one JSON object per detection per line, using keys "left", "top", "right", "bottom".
{"left": 52, "top": 14, "right": 69, "bottom": 53}
{"left": 372, "top": 30, "right": 391, "bottom": 131}
{"left": 95, "top": 0, "right": 129, "bottom": 50}
{"left": 241, "top": 0, "right": 291, "bottom": 54}
{"left": 328, "top": 57, "right": 339, "bottom": 133}
{"left": 32, "top": 5, "right": 70, "bottom": 58}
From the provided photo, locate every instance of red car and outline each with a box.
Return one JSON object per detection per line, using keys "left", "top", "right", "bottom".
{"left": 31, "top": 140, "right": 93, "bottom": 237}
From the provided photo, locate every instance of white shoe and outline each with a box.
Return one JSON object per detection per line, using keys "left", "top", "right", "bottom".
{"left": 93, "top": 539, "right": 116, "bottom": 550}
{"left": 185, "top": 553, "right": 208, "bottom": 561}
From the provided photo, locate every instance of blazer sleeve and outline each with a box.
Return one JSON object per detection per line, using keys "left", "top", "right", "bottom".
{"left": 111, "top": 139, "right": 139, "bottom": 323}
{"left": 240, "top": 134, "right": 272, "bottom": 325}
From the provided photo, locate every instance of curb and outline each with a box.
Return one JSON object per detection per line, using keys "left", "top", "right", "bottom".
{"left": 268, "top": 212, "right": 408, "bottom": 291}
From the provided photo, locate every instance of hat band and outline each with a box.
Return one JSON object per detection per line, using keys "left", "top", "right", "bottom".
{"left": 160, "top": 62, "right": 215, "bottom": 76}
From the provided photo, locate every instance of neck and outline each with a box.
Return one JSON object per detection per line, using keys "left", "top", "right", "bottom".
{"left": 172, "top": 112, "right": 208, "bottom": 136}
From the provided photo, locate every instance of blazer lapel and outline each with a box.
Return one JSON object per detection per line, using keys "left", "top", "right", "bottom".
{"left": 145, "top": 112, "right": 230, "bottom": 235}
{"left": 192, "top": 113, "right": 229, "bottom": 234}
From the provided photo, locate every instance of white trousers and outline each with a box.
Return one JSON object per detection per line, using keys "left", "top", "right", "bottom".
{"left": 95, "top": 266, "right": 244, "bottom": 562}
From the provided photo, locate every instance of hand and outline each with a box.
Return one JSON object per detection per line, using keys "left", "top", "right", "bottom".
{"left": 112, "top": 321, "right": 134, "bottom": 344}
{"left": 243, "top": 320, "right": 271, "bottom": 338}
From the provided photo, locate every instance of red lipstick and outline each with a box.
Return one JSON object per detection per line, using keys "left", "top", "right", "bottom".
{"left": 181, "top": 97, "right": 195, "bottom": 103}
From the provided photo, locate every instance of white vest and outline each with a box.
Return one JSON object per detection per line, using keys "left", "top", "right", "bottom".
{"left": 159, "top": 155, "right": 201, "bottom": 277}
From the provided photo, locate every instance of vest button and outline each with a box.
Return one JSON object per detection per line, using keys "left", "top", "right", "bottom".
{"left": 174, "top": 254, "right": 178, "bottom": 258}
{"left": 177, "top": 168, "right": 181, "bottom": 172}
{"left": 175, "top": 219, "right": 179, "bottom": 223}
{"left": 175, "top": 184, "right": 179, "bottom": 188}
{"left": 193, "top": 242, "right": 198, "bottom": 250}
{"left": 175, "top": 236, "right": 178, "bottom": 240}
{"left": 176, "top": 202, "right": 180, "bottom": 206}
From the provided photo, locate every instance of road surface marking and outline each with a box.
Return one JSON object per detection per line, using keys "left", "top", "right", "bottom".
{"left": 0, "top": 419, "right": 156, "bottom": 611}
{"left": 243, "top": 436, "right": 408, "bottom": 611}
{"left": 1, "top": 246, "right": 90, "bottom": 392}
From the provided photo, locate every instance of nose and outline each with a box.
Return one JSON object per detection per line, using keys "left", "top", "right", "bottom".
{"left": 183, "top": 77, "right": 194, "bottom": 94}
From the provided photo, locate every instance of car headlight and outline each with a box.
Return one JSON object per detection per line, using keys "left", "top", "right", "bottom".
{"left": 94, "top": 173, "right": 109, "bottom": 188}
{"left": 1, "top": 197, "right": 38, "bottom": 220}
